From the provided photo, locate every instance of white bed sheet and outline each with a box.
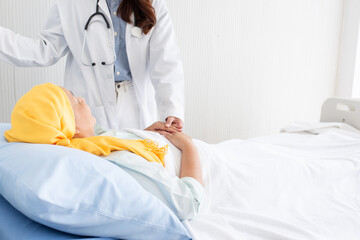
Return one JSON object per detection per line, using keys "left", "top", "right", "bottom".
{"left": 181, "top": 125, "right": 360, "bottom": 240}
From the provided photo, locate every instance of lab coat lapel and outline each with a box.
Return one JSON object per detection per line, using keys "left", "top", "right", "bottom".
{"left": 126, "top": 12, "right": 153, "bottom": 128}
{"left": 126, "top": 12, "right": 136, "bottom": 78}
{"left": 97, "top": 0, "right": 111, "bottom": 21}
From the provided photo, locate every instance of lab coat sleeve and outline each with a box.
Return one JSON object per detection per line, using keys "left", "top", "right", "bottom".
{"left": 0, "top": 3, "right": 69, "bottom": 67}
{"left": 149, "top": 0, "right": 185, "bottom": 122}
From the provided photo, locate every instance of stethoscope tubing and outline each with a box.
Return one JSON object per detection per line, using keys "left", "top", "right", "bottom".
{"left": 81, "top": 0, "right": 143, "bottom": 67}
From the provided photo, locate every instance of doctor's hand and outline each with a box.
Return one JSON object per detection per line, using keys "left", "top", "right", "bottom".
{"left": 144, "top": 121, "right": 179, "bottom": 134}
{"left": 165, "top": 116, "right": 183, "bottom": 132}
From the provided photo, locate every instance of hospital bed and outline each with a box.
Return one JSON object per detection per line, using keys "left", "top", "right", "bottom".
{"left": 0, "top": 98, "right": 359, "bottom": 240}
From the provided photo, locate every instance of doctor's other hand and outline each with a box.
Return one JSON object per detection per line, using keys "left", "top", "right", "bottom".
{"left": 165, "top": 116, "right": 183, "bottom": 132}
{"left": 144, "top": 121, "right": 179, "bottom": 134}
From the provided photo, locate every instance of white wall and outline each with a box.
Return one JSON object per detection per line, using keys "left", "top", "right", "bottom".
{"left": 336, "top": 0, "right": 360, "bottom": 97}
{"left": 168, "top": 0, "right": 344, "bottom": 142}
{"left": 0, "top": 0, "right": 345, "bottom": 143}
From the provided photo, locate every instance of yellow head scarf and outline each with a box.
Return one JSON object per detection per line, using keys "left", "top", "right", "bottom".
{"left": 4, "top": 83, "right": 167, "bottom": 166}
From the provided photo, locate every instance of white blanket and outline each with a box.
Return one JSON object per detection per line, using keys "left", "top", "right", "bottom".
{"left": 127, "top": 126, "right": 360, "bottom": 240}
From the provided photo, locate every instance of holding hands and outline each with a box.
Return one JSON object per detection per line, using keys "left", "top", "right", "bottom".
{"left": 165, "top": 116, "right": 183, "bottom": 132}
{"left": 144, "top": 119, "right": 193, "bottom": 151}
{"left": 144, "top": 121, "right": 180, "bottom": 134}
{"left": 145, "top": 115, "right": 183, "bottom": 134}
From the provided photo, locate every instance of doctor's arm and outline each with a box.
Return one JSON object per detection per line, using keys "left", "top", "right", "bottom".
{"left": 0, "top": 3, "right": 69, "bottom": 67}
{"left": 149, "top": 0, "right": 185, "bottom": 126}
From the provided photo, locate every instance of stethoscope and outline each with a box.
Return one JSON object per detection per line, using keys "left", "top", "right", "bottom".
{"left": 81, "top": 0, "right": 143, "bottom": 67}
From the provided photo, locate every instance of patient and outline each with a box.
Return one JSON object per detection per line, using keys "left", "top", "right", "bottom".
{"left": 4, "top": 83, "right": 203, "bottom": 220}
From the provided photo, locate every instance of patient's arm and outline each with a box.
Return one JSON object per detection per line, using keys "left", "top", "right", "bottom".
{"left": 163, "top": 132, "right": 203, "bottom": 186}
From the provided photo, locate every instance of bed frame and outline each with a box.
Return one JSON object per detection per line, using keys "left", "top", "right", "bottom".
{"left": 321, "top": 97, "right": 360, "bottom": 130}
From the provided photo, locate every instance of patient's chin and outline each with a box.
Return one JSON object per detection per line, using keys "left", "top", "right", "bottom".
{"left": 73, "top": 130, "right": 95, "bottom": 139}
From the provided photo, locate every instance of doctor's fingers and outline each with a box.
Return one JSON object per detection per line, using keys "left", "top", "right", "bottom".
{"left": 171, "top": 122, "right": 183, "bottom": 132}
{"left": 153, "top": 122, "right": 179, "bottom": 133}
{"left": 148, "top": 128, "right": 177, "bottom": 135}
{"left": 145, "top": 121, "right": 178, "bottom": 133}
{"left": 165, "top": 116, "right": 176, "bottom": 127}
{"left": 166, "top": 117, "right": 183, "bottom": 129}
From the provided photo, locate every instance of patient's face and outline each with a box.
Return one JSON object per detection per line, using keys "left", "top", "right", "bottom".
{"left": 61, "top": 87, "right": 96, "bottom": 138}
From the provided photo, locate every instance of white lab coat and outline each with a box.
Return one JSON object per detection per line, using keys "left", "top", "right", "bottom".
{"left": 0, "top": 0, "right": 184, "bottom": 130}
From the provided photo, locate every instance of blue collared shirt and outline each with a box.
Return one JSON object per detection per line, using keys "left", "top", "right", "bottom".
{"left": 106, "top": 0, "right": 132, "bottom": 82}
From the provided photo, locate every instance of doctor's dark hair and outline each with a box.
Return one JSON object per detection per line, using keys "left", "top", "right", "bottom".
{"left": 118, "top": 0, "right": 156, "bottom": 34}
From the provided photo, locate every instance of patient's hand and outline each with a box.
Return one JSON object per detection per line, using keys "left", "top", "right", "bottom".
{"left": 163, "top": 132, "right": 203, "bottom": 185}
{"left": 144, "top": 121, "right": 180, "bottom": 134}
{"left": 162, "top": 132, "right": 194, "bottom": 151}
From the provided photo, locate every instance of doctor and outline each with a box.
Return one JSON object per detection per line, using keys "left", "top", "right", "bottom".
{"left": 0, "top": 0, "right": 184, "bottom": 131}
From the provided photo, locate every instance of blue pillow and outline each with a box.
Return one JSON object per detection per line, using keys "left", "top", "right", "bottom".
{"left": 0, "top": 124, "right": 191, "bottom": 240}
{"left": 0, "top": 194, "right": 115, "bottom": 240}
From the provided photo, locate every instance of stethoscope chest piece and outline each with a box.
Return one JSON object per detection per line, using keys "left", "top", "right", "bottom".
{"left": 131, "top": 26, "right": 143, "bottom": 38}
